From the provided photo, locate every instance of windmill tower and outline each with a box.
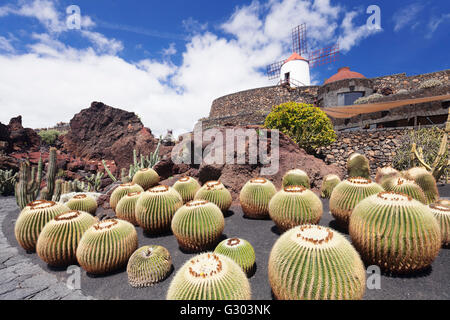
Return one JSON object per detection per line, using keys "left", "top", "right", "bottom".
{"left": 267, "top": 24, "right": 340, "bottom": 88}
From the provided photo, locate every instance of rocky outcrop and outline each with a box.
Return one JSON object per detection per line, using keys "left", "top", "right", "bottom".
{"left": 1, "top": 116, "right": 41, "bottom": 153}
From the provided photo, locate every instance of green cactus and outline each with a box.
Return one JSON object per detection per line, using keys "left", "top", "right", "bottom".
{"left": 403, "top": 167, "right": 439, "bottom": 204}
{"left": 194, "top": 181, "right": 232, "bottom": 213}
{"left": 269, "top": 186, "right": 323, "bottom": 232}
{"left": 282, "top": 169, "right": 311, "bottom": 189}
{"left": 0, "top": 169, "right": 17, "bottom": 196}
{"left": 347, "top": 153, "right": 370, "bottom": 179}
{"left": 86, "top": 172, "right": 104, "bottom": 192}
{"left": 127, "top": 245, "right": 173, "bottom": 288}
{"left": 14, "top": 156, "right": 43, "bottom": 210}
{"left": 45, "top": 148, "right": 57, "bottom": 199}
{"left": 389, "top": 177, "right": 427, "bottom": 203}
{"left": 320, "top": 174, "right": 341, "bottom": 199}
{"left": 36, "top": 210, "right": 97, "bottom": 267}
{"left": 350, "top": 192, "right": 441, "bottom": 273}
{"left": 429, "top": 203, "right": 450, "bottom": 247}
{"left": 132, "top": 168, "right": 160, "bottom": 190}
{"left": 214, "top": 238, "right": 255, "bottom": 275}
{"left": 66, "top": 193, "right": 98, "bottom": 215}
{"left": 239, "top": 178, "right": 277, "bottom": 219}
{"left": 76, "top": 219, "right": 138, "bottom": 275}
{"left": 116, "top": 192, "right": 142, "bottom": 225}
{"left": 110, "top": 183, "right": 144, "bottom": 211}
{"left": 52, "top": 179, "right": 63, "bottom": 202}
{"left": 173, "top": 177, "right": 201, "bottom": 204}
{"left": 171, "top": 200, "right": 225, "bottom": 252}
{"left": 375, "top": 166, "right": 400, "bottom": 185}
{"left": 166, "top": 252, "right": 251, "bottom": 300}
{"left": 268, "top": 225, "right": 366, "bottom": 300}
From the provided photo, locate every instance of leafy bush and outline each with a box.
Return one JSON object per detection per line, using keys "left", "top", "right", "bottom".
{"left": 38, "top": 130, "right": 61, "bottom": 146}
{"left": 264, "top": 102, "right": 336, "bottom": 153}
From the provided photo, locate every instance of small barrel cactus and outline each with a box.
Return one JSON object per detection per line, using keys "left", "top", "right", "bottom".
{"left": 429, "top": 203, "right": 450, "bottom": 247}
{"left": 214, "top": 238, "right": 255, "bottom": 275}
{"left": 329, "top": 177, "right": 383, "bottom": 227}
{"left": 66, "top": 194, "right": 98, "bottom": 215}
{"left": 36, "top": 210, "right": 97, "bottom": 267}
{"left": 389, "top": 177, "right": 427, "bottom": 203}
{"left": 404, "top": 167, "right": 439, "bottom": 204}
{"left": 115, "top": 191, "right": 142, "bottom": 225}
{"left": 239, "top": 178, "right": 277, "bottom": 219}
{"left": 132, "top": 168, "right": 160, "bottom": 191}
{"left": 127, "top": 245, "right": 173, "bottom": 288}
{"left": 282, "top": 169, "right": 310, "bottom": 189}
{"left": 269, "top": 186, "right": 323, "bottom": 232}
{"left": 269, "top": 225, "right": 366, "bottom": 300}
{"left": 350, "top": 192, "right": 441, "bottom": 273}
{"left": 110, "top": 183, "right": 144, "bottom": 211}
{"left": 15, "top": 200, "right": 71, "bottom": 252}
{"left": 375, "top": 166, "right": 400, "bottom": 184}
{"left": 76, "top": 219, "right": 138, "bottom": 274}
{"left": 166, "top": 252, "right": 251, "bottom": 300}
{"left": 194, "top": 181, "right": 232, "bottom": 213}
{"left": 135, "top": 185, "right": 183, "bottom": 234}
{"left": 320, "top": 174, "right": 341, "bottom": 198}
{"left": 171, "top": 200, "right": 225, "bottom": 252}
{"left": 347, "top": 153, "right": 370, "bottom": 179}
{"left": 173, "top": 177, "right": 201, "bottom": 203}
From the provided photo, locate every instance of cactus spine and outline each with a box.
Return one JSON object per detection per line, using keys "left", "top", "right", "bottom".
{"left": 282, "top": 169, "right": 311, "bottom": 189}
{"left": 116, "top": 192, "right": 142, "bottom": 225}
{"left": 132, "top": 168, "right": 160, "bottom": 191}
{"left": 347, "top": 153, "right": 370, "bottom": 179}
{"left": 66, "top": 194, "right": 98, "bottom": 215}
{"left": 375, "top": 166, "right": 400, "bottom": 185}
{"left": 194, "top": 181, "right": 232, "bottom": 213}
{"left": 429, "top": 203, "right": 450, "bottom": 247}
{"left": 173, "top": 177, "right": 201, "bottom": 203}
{"left": 214, "top": 238, "right": 255, "bottom": 275}
{"left": 389, "top": 177, "right": 427, "bottom": 203}
{"left": 320, "top": 174, "right": 341, "bottom": 199}
{"left": 110, "top": 183, "right": 144, "bottom": 211}
{"left": 239, "top": 178, "right": 277, "bottom": 219}
{"left": 403, "top": 167, "right": 439, "bottom": 204}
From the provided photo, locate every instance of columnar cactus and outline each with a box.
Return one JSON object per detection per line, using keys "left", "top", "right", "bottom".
{"left": 375, "top": 166, "right": 400, "bottom": 184}
{"left": 268, "top": 225, "right": 366, "bottom": 300}
{"left": 127, "top": 245, "right": 173, "bottom": 288}
{"left": 239, "top": 178, "right": 277, "bottom": 219}
{"left": 66, "top": 194, "right": 98, "bottom": 215}
{"left": 269, "top": 186, "right": 323, "bottom": 232}
{"left": 350, "top": 192, "right": 441, "bottom": 273}
{"left": 116, "top": 192, "right": 142, "bottom": 225}
{"left": 389, "top": 177, "right": 427, "bottom": 203}
{"left": 194, "top": 181, "right": 232, "bottom": 213}
{"left": 282, "top": 169, "right": 311, "bottom": 189}
{"left": 429, "top": 203, "right": 450, "bottom": 247}
{"left": 15, "top": 157, "right": 43, "bottom": 210}
{"left": 76, "top": 219, "right": 138, "bottom": 274}
{"left": 166, "top": 252, "right": 251, "bottom": 300}
{"left": 214, "top": 238, "right": 255, "bottom": 275}
{"left": 14, "top": 200, "right": 71, "bottom": 252}
{"left": 329, "top": 177, "right": 383, "bottom": 227}
{"left": 36, "top": 210, "right": 97, "bottom": 267}
{"left": 173, "top": 177, "right": 201, "bottom": 203}
{"left": 404, "top": 167, "right": 439, "bottom": 204}
{"left": 171, "top": 200, "right": 225, "bottom": 252}
{"left": 135, "top": 186, "right": 183, "bottom": 234}
{"left": 320, "top": 174, "right": 341, "bottom": 199}
{"left": 132, "top": 168, "right": 160, "bottom": 191}
{"left": 110, "top": 183, "right": 144, "bottom": 211}
{"left": 347, "top": 153, "right": 370, "bottom": 179}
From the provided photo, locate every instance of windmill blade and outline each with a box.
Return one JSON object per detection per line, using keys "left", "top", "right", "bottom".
{"left": 266, "top": 60, "right": 284, "bottom": 80}
{"left": 309, "top": 43, "right": 340, "bottom": 69}
{"left": 292, "top": 24, "right": 308, "bottom": 55}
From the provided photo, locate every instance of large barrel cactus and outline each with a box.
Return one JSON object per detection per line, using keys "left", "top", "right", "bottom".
{"left": 127, "top": 245, "right": 173, "bottom": 288}
{"left": 194, "top": 181, "right": 232, "bottom": 212}
{"left": 268, "top": 225, "right": 366, "bottom": 300}
{"left": 214, "top": 238, "right": 256, "bottom": 275}
{"left": 171, "top": 200, "right": 225, "bottom": 252}
{"left": 135, "top": 185, "right": 183, "bottom": 234}
{"left": 282, "top": 169, "right": 311, "bottom": 189}
{"left": 132, "top": 168, "right": 160, "bottom": 191}
{"left": 269, "top": 186, "right": 323, "bottom": 232}
{"left": 76, "top": 219, "right": 138, "bottom": 274}
{"left": 347, "top": 153, "right": 370, "bottom": 179}
{"left": 36, "top": 210, "right": 97, "bottom": 267}
{"left": 15, "top": 200, "right": 71, "bottom": 252}
{"left": 389, "top": 177, "right": 427, "bottom": 203}
{"left": 66, "top": 194, "right": 98, "bottom": 215}
{"left": 110, "top": 183, "right": 144, "bottom": 211}
{"left": 404, "top": 167, "right": 439, "bottom": 204}
{"left": 115, "top": 191, "right": 142, "bottom": 225}
{"left": 239, "top": 178, "right": 277, "bottom": 219}
{"left": 350, "top": 192, "right": 441, "bottom": 273}
{"left": 375, "top": 166, "right": 400, "bottom": 184}
{"left": 167, "top": 252, "right": 251, "bottom": 300}
{"left": 320, "top": 174, "right": 341, "bottom": 199}
{"left": 429, "top": 203, "right": 450, "bottom": 247}
{"left": 173, "top": 177, "right": 201, "bottom": 204}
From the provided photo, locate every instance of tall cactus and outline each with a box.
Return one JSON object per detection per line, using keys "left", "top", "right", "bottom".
{"left": 45, "top": 148, "right": 57, "bottom": 199}
{"left": 15, "top": 156, "right": 43, "bottom": 210}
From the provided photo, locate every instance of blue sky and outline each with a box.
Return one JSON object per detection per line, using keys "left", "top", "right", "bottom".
{"left": 0, "top": 0, "right": 449, "bottom": 135}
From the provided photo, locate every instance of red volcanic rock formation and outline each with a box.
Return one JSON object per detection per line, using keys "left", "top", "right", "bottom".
{"left": 6, "top": 116, "right": 41, "bottom": 153}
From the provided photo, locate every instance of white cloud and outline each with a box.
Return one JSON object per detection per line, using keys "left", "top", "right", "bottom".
{"left": 80, "top": 31, "right": 123, "bottom": 55}
{"left": 338, "top": 10, "right": 382, "bottom": 52}
{"left": 0, "top": 37, "right": 15, "bottom": 53}
{"left": 393, "top": 3, "right": 423, "bottom": 32}
{"left": 426, "top": 13, "right": 450, "bottom": 38}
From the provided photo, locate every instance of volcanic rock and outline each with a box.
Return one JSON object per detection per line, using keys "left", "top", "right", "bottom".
{"left": 6, "top": 116, "right": 41, "bottom": 153}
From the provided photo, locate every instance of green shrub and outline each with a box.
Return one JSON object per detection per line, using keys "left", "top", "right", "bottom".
{"left": 264, "top": 102, "right": 336, "bottom": 153}
{"left": 38, "top": 130, "right": 61, "bottom": 146}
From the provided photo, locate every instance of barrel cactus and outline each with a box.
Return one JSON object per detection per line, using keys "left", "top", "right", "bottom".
{"left": 66, "top": 194, "right": 98, "bottom": 215}
{"left": 132, "top": 168, "right": 160, "bottom": 191}
{"left": 404, "top": 167, "right": 439, "bottom": 204}
{"left": 171, "top": 200, "right": 225, "bottom": 252}
{"left": 329, "top": 177, "right": 383, "bottom": 227}
{"left": 135, "top": 185, "right": 183, "bottom": 234}
{"left": 76, "top": 219, "right": 138, "bottom": 274}
{"left": 347, "top": 153, "right": 370, "bottom": 179}
{"left": 320, "top": 174, "right": 341, "bottom": 198}
{"left": 214, "top": 238, "right": 256, "bottom": 275}
{"left": 268, "top": 225, "right": 366, "bottom": 300}
{"left": 389, "top": 177, "right": 427, "bottom": 203}
{"left": 375, "top": 166, "right": 400, "bottom": 184}
{"left": 110, "top": 183, "right": 144, "bottom": 211}
{"left": 350, "top": 192, "right": 441, "bottom": 273}
{"left": 429, "top": 203, "right": 450, "bottom": 247}
{"left": 269, "top": 186, "right": 323, "bottom": 232}
{"left": 15, "top": 200, "right": 71, "bottom": 252}
{"left": 115, "top": 191, "right": 142, "bottom": 225}
{"left": 173, "top": 177, "right": 201, "bottom": 203}
{"left": 436, "top": 199, "right": 450, "bottom": 207}
{"left": 166, "top": 252, "right": 251, "bottom": 300}
{"left": 127, "top": 245, "right": 173, "bottom": 288}
{"left": 36, "top": 210, "right": 97, "bottom": 267}
{"left": 239, "top": 178, "right": 277, "bottom": 219}
{"left": 282, "top": 169, "right": 310, "bottom": 189}
{"left": 194, "top": 181, "right": 232, "bottom": 213}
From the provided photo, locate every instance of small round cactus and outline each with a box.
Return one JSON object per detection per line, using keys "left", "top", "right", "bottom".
{"left": 167, "top": 252, "right": 251, "bottom": 300}
{"left": 36, "top": 211, "right": 97, "bottom": 267}
{"left": 66, "top": 194, "right": 98, "bottom": 215}
{"left": 132, "top": 168, "right": 160, "bottom": 191}
{"left": 429, "top": 203, "right": 450, "bottom": 247}
{"left": 329, "top": 177, "right": 383, "bottom": 227}
{"left": 173, "top": 177, "right": 201, "bottom": 203}
{"left": 320, "top": 174, "right": 341, "bottom": 199}
{"left": 194, "top": 181, "right": 232, "bottom": 213}
{"left": 171, "top": 200, "right": 225, "bottom": 252}
{"left": 127, "top": 245, "right": 173, "bottom": 288}
{"left": 110, "top": 183, "right": 144, "bottom": 211}
{"left": 115, "top": 192, "right": 142, "bottom": 225}
{"left": 214, "top": 238, "right": 255, "bottom": 275}
{"left": 239, "top": 178, "right": 277, "bottom": 219}
{"left": 282, "top": 169, "right": 310, "bottom": 189}
{"left": 350, "top": 192, "right": 441, "bottom": 273}
{"left": 347, "top": 153, "right": 370, "bottom": 179}
{"left": 404, "top": 167, "right": 439, "bottom": 204}
{"left": 268, "top": 225, "right": 366, "bottom": 300}
{"left": 135, "top": 185, "right": 183, "bottom": 234}
{"left": 389, "top": 177, "right": 427, "bottom": 203}
{"left": 15, "top": 201, "right": 71, "bottom": 252}
{"left": 375, "top": 166, "right": 400, "bottom": 184}
{"left": 269, "top": 186, "right": 323, "bottom": 232}
{"left": 76, "top": 219, "right": 138, "bottom": 275}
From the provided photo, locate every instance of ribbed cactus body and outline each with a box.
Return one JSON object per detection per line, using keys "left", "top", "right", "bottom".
{"left": 329, "top": 178, "right": 383, "bottom": 227}
{"left": 36, "top": 211, "right": 97, "bottom": 267}
{"left": 15, "top": 201, "right": 71, "bottom": 252}
{"left": 173, "top": 177, "right": 201, "bottom": 203}
{"left": 76, "top": 219, "right": 138, "bottom": 275}
{"left": 167, "top": 253, "right": 251, "bottom": 300}
{"left": 389, "top": 178, "right": 426, "bottom": 203}
{"left": 436, "top": 199, "right": 450, "bottom": 207}
{"left": 127, "top": 245, "right": 172, "bottom": 288}
{"left": 194, "top": 181, "right": 232, "bottom": 212}
{"left": 347, "top": 153, "right": 370, "bottom": 179}
{"left": 268, "top": 225, "right": 366, "bottom": 300}
{"left": 110, "top": 183, "right": 144, "bottom": 211}
{"left": 239, "top": 178, "right": 277, "bottom": 219}
{"left": 135, "top": 186, "right": 183, "bottom": 234}
{"left": 404, "top": 167, "right": 439, "bottom": 204}
{"left": 375, "top": 166, "right": 400, "bottom": 184}
{"left": 116, "top": 192, "right": 142, "bottom": 225}
{"left": 429, "top": 203, "right": 450, "bottom": 247}
{"left": 282, "top": 169, "right": 311, "bottom": 189}
{"left": 214, "top": 238, "right": 255, "bottom": 275}
{"left": 269, "top": 186, "right": 323, "bottom": 232}
{"left": 350, "top": 192, "right": 441, "bottom": 273}
{"left": 132, "top": 168, "right": 160, "bottom": 191}
{"left": 320, "top": 174, "right": 341, "bottom": 199}
{"left": 171, "top": 200, "right": 225, "bottom": 252}
{"left": 66, "top": 194, "right": 98, "bottom": 215}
